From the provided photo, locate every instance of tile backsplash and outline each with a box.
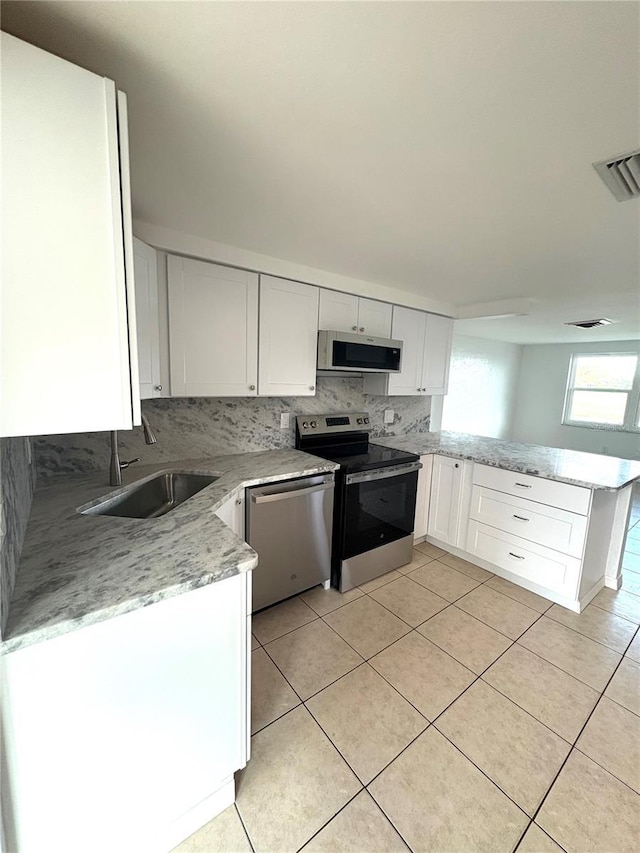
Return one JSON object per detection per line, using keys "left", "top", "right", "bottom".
{"left": 35, "top": 377, "right": 431, "bottom": 478}
{"left": 1, "top": 437, "right": 37, "bottom": 636}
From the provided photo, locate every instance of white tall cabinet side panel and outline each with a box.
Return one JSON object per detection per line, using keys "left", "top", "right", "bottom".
{"left": 2, "top": 576, "right": 248, "bottom": 853}
{"left": 258, "top": 275, "right": 319, "bottom": 396}
{"left": 133, "top": 238, "right": 161, "bottom": 399}
{"left": 358, "top": 298, "right": 392, "bottom": 337}
{"left": 422, "top": 314, "right": 454, "bottom": 394}
{"left": 318, "top": 290, "right": 359, "bottom": 332}
{"left": 414, "top": 454, "right": 433, "bottom": 541}
{"left": 1, "top": 33, "right": 135, "bottom": 436}
{"left": 427, "top": 455, "right": 462, "bottom": 545}
{"left": 388, "top": 306, "right": 427, "bottom": 396}
{"left": 168, "top": 257, "right": 258, "bottom": 396}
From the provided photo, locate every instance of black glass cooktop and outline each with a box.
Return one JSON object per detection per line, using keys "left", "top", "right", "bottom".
{"left": 311, "top": 443, "right": 419, "bottom": 473}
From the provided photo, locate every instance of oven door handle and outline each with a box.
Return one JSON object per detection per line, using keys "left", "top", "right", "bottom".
{"left": 345, "top": 461, "right": 422, "bottom": 485}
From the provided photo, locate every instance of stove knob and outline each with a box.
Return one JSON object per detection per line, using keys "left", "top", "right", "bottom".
{"left": 364, "top": 417, "right": 370, "bottom": 424}
{"left": 302, "top": 421, "right": 309, "bottom": 429}
{"left": 310, "top": 420, "right": 317, "bottom": 428}
{"left": 357, "top": 417, "right": 363, "bottom": 424}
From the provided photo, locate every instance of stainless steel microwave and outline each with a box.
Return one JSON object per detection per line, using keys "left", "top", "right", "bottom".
{"left": 317, "top": 330, "right": 403, "bottom": 373}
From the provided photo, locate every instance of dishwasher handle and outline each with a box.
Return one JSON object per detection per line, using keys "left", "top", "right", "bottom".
{"left": 250, "top": 480, "right": 334, "bottom": 505}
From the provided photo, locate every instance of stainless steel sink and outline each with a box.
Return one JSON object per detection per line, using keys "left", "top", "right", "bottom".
{"left": 81, "top": 472, "right": 219, "bottom": 519}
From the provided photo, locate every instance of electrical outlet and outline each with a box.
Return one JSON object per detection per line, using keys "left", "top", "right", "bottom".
{"left": 384, "top": 409, "right": 395, "bottom": 425}
{"left": 280, "top": 412, "right": 291, "bottom": 429}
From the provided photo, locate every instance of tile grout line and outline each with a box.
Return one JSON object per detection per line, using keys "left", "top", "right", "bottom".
{"left": 527, "top": 618, "right": 640, "bottom": 832}
{"left": 233, "top": 803, "right": 256, "bottom": 853}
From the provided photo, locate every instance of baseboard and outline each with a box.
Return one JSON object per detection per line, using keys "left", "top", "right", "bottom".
{"left": 157, "top": 776, "right": 236, "bottom": 853}
{"left": 604, "top": 573, "right": 623, "bottom": 590}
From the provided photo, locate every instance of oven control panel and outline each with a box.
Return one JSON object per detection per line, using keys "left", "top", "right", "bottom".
{"left": 296, "top": 413, "right": 370, "bottom": 434}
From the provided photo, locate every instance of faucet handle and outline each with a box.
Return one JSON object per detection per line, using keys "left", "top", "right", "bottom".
{"left": 120, "top": 458, "right": 140, "bottom": 470}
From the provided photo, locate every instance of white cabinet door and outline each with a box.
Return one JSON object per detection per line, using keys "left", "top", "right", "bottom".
{"left": 2, "top": 576, "right": 250, "bottom": 853}
{"left": 414, "top": 454, "right": 434, "bottom": 541}
{"left": 387, "top": 306, "right": 427, "bottom": 396}
{"left": 422, "top": 314, "right": 454, "bottom": 395}
{"left": 318, "top": 290, "right": 359, "bottom": 332}
{"left": 1, "top": 33, "right": 138, "bottom": 437}
{"left": 428, "top": 455, "right": 463, "bottom": 545}
{"left": 259, "top": 275, "right": 319, "bottom": 396}
{"left": 134, "top": 238, "right": 162, "bottom": 400}
{"left": 168, "top": 257, "right": 258, "bottom": 397}
{"left": 358, "top": 298, "right": 392, "bottom": 338}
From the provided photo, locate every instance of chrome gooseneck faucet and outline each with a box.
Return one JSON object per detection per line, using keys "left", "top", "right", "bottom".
{"left": 109, "top": 414, "right": 157, "bottom": 486}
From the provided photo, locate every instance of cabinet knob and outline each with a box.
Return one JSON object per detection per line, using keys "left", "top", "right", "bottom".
{"left": 359, "top": 326, "right": 365, "bottom": 332}
{"left": 154, "top": 384, "right": 163, "bottom": 392}
{"left": 309, "top": 385, "right": 315, "bottom": 391}
{"left": 249, "top": 384, "right": 256, "bottom": 391}
{"left": 352, "top": 325, "right": 358, "bottom": 331}
{"left": 235, "top": 498, "right": 242, "bottom": 505}
{"left": 454, "top": 463, "right": 459, "bottom": 468}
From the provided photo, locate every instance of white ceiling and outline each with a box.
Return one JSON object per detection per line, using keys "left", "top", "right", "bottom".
{"left": 2, "top": 0, "right": 639, "bottom": 344}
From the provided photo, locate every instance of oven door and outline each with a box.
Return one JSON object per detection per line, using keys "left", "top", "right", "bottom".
{"left": 341, "top": 461, "right": 421, "bottom": 559}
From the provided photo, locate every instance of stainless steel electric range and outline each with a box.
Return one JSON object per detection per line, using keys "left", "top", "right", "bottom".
{"left": 295, "top": 413, "right": 422, "bottom": 591}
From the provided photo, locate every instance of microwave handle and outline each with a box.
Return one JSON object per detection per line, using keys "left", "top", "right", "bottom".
{"left": 345, "top": 461, "right": 422, "bottom": 485}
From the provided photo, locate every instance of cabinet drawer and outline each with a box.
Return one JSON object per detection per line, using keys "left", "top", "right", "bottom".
{"left": 469, "top": 486, "right": 588, "bottom": 558}
{"left": 466, "top": 520, "right": 581, "bottom": 597}
{"left": 473, "top": 464, "right": 591, "bottom": 516}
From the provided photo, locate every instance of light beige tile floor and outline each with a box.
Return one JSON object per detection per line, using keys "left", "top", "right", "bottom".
{"left": 175, "top": 520, "right": 640, "bottom": 853}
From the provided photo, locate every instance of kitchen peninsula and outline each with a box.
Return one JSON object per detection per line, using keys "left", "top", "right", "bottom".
{"left": 378, "top": 431, "right": 640, "bottom": 613}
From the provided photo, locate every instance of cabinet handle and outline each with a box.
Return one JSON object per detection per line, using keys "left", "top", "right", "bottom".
{"left": 513, "top": 514, "right": 530, "bottom": 522}
{"left": 359, "top": 326, "right": 365, "bottom": 332}
{"left": 154, "top": 384, "right": 163, "bottom": 392}
{"left": 508, "top": 552, "right": 525, "bottom": 560}
{"left": 249, "top": 384, "right": 256, "bottom": 391}
{"left": 514, "top": 482, "right": 531, "bottom": 489}
{"left": 309, "top": 385, "right": 315, "bottom": 391}
{"left": 352, "top": 325, "right": 358, "bottom": 331}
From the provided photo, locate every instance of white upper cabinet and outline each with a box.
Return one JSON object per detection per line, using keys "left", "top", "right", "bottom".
{"left": 422, "top": 313, "right": 454, "bottom": 394}
{"left": 133, "top": 238, "right": 163, "bottom": 400}
{"left": 1, "top": 33, "right": 139, "bottom": 437}
{"left": 259, "top": 275, "right": 319, "bottom": 396}
{"left": 318, "top": 290, "right": 392, "bottom": 338}
{"left": 364, "top": 306, "right": 453, "bottom": 396}
{"left": 168, "top": 256, "right": 258, "bottom": 397}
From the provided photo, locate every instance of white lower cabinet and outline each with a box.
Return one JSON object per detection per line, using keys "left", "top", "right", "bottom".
{"left": 466, "top": 519, "right": 582, "bottom": 598}
{"left": 427, "top": 455, "right": 467, "bottom": 546}
{"left": 1, "top": 574, "right": 251, "bottom": 853}
{"left": 422, "top": 457, "right": 630, "bottom": 612}
{"left": 258, "top": 275, "right": 319, "bottom": 396}
{"left": 215, "top": 492, "right": 245, "bottom": 539}
{"left": 414, "top": 454, "right": 433, "bottom": 541}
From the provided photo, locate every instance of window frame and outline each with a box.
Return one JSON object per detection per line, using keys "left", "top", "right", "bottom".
{"left": 562, "top": 351, "right": 640, "bottom": 433}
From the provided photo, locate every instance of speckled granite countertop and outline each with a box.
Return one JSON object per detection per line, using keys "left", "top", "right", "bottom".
{"left": 376, "top": 431, "right": 640, "bottom": 491}
{"left": 2, "top": 450, "right": 337, "bottom": 654}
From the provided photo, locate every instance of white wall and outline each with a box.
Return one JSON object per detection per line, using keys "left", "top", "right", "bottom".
{"left": 511, "top": 339, "right": 640, "bottom": 460}
{"left": 438, "top": 333, "right": 523, "bottom": 438}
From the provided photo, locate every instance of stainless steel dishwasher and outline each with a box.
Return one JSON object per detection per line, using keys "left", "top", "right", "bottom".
{"left": 245, "top": 473, "right": 335, "bottom": 612}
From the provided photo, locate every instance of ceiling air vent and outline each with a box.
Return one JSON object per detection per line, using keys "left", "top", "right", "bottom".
{"left": 593, "top": 149, "right": 640, "bottom": 201}
{"left": 564, "top": 319, "right": 616, "bottom": 329}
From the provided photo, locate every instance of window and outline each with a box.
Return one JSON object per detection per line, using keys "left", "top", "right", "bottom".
{"left": 563, "top": 353, "right": 640, "bottom": 431}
